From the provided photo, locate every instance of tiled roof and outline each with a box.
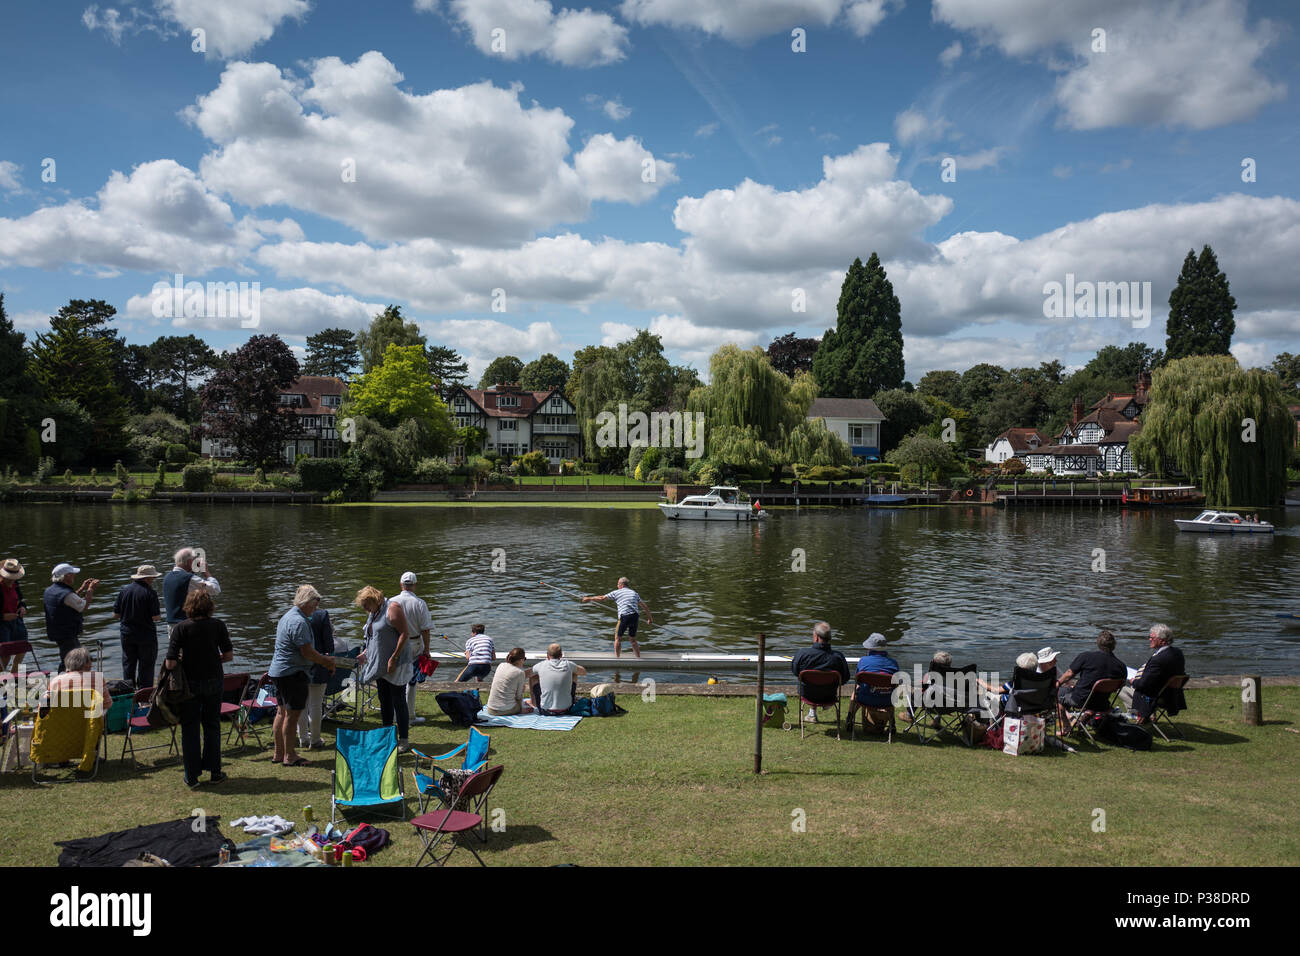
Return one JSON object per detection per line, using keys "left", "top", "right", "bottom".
{"left": 282, "top": 376, "right": 346, "bottom": 415}
{"left": 1098, "top": 420, "right": 1142, "bottom": 444}
{"left": 1036, "top": 444, "right": 1102, "bottom": 456}
{"left": 807, "top": 397, "right": 885, "bottom": 421}
{"left": 991, "top": 427, "right": 1050, "bottom": 452}
{"left": 456, "top": 386, "right": 563, "bottom": 418}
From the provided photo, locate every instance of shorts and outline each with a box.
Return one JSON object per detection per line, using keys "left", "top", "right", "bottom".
{"left": 272, "top": 671, "right": 309, "bottom": 711}
{"left": 616, "top": 614, "right": 638, "bottom": 637}
{"left": 457, "top": 662, "right": 491, "bottom": 682}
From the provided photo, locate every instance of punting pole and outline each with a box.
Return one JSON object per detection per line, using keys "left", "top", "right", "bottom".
{"left": 538, "top": 580, "right": 730, "bottom": 654}
{"left": 754, "top": 632, "right": 765, "bottom": 775}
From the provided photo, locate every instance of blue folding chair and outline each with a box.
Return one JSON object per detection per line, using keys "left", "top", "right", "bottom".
{"left": 410, "top": 727, "right": 490, "bottom": 814}
{"left": 331, "top": 725, "right": 406, "bottom": 825}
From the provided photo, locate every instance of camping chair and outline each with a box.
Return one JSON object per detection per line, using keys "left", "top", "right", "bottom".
{"left": 331, "top": 725, "right": 406, "bottom": 825}
{"left": 219, "top": 672, "right": 257, "bottom": 750}
{"left": 797, "top": 669, "right": 843, "bottom": 740}
{"left": 1060, "top": 677, "right": 1124, "bottom": 743}
{"left": 0, "top": 640, "right": 47, "bottom": 676}
{"left": 320, "top": 646, "right": 363, "bottom": 725}
{"left": 410, "top": 765, "right": 504, "bottom": 867}
{"left": 411, "top": 726, "right": 490, "bottom": 815}
{"left": 120, "top": 686, "right": 178, "bottom": 767}
{"left": 851, "top": 671, "right": 896, "bottom": 743}
{"left": 909, "top": 663, "right": 982, "bottom": 746}
{"left": 990, "top": 667, "right": 1058, "bottom": 737}
{"left": 31, "top": 687, "right": 107, "bottom": 783}
{"left": 1148, "top": 675, "right": 1189, "bottom": 741}
{"left": 241, "top": 672, "right": 279, "bottom": 728}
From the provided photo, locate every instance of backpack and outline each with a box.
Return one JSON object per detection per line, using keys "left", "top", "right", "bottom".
{"left": 590, "top": 694, "right": 624, "bottom": 716}
{"left": 340, "top": 823, "right": 390, "bottom": 857}
{"left": 435, "top": 690, "right": 482, "bottom": 727}
{"left": 1096, "top": 714, "right": 1152, "bottom": 751}
{"left": 761, "top": 693, "right": 787, "bottom": 730}
{"left": 982, "top": 722, "right": 1004, "bottom": 750}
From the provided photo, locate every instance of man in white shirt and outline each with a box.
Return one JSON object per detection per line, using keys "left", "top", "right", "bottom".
{"left": 391, "top": 571, "right": 432, "bottom": 725}
{"left": 581, "top": 577, "right": 652, "bottom": 658}
{"left": 529, "top": 643, "right": 586, "bottom": 715}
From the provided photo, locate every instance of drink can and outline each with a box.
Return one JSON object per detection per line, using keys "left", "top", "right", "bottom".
{"left": 303, "top": 805, "right": 313, "bottom": 824}
{"left": 219, "top": 845, "right": 230, "bottom": 865}
{"left": 342, "top": 848, "right": 353, "bottom": 867}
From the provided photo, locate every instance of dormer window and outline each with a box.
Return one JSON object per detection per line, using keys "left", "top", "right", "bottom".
{"left": 499, "top": 395, "right": 519, "bottom": 408}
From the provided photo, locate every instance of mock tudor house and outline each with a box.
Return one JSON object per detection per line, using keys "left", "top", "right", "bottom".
{"left": 201, "top": 374, "right": 346, "bottom": 464}
{"left": 806, "top": 397, "right": 886, "bottom": 460}
{"left": 985, "top": 427, "right": 1050, "bottom": 464}
{"left": 447, "top": 383, "right": 580, "bottom": 465}
{"left": 1024, "top": 371, "right": 1152, "bottom": 475}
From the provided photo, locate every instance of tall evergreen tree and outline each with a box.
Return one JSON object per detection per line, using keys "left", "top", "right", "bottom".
{"left": 427, "top": 345, "right": 469, "bottom": 397}
{"left": 0, "top": 293, "right": 44, "bottom": 468}
{"left": 519, "top": 353, "right": 570, "bottom": 391}
{"left": 28, "top": 300, "right": 130, "bottom": 461}
{"left": 1165, "top": 245, "right": 1236, "bottom": 361}
{"left": 304, "top": 327, "right": 362, "bottom": 380}
{"left": 811, "top": 253, "right": 905, "bottom": 398}
{"left": 151, "top": 334, "right": 218, "bottom": 419}
{"left": 357, "top": 305, "right": 425, "bottom": 373}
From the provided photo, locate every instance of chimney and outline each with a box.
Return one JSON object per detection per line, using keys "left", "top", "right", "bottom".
{"left": 1071, "top": 396, "right": 1083, "bottom": 425}
{"left": 1136, "top": 370, "right": 1151, "bottom": 401}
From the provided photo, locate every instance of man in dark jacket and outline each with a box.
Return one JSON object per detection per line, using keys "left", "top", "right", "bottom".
{"left": 791, "top": 621, "right": 850, "bottom": 723}
{"left": 113, "top": 565, "right": 163, "bottom": 688}
{"left": 1122, "top": 624, "right": 1187, "bottom": 721}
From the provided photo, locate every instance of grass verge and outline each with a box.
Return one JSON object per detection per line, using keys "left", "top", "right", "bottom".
{"left": 1, "top": 687, "right": 1294, "bottom": 866}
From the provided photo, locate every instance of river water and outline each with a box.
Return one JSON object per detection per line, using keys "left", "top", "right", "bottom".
{"left": 2, "top": 502, "right": 1297, "bottom": 679}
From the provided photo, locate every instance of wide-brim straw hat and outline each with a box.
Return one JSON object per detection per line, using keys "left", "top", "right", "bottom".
{"left": 131, "top": 564, "right": 161, "bottom": 580}
{"left": 0, "top": 559, "right": 24, "bottom": 580}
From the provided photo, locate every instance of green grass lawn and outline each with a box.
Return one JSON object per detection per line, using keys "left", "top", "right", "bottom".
{"left": 2, "top": 686, "right": 1295, "bottom": 867}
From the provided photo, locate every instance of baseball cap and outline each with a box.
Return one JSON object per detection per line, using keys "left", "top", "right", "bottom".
{"left": 52, "top": 562, "right": 80, "bottom": 579}
{"left": 400, "top": 571, "right": 417, "bottom": 585}
{"left": 863, "top": 633, "right": 888, "bottom": 649}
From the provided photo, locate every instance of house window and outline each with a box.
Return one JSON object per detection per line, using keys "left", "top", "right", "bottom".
{"left": 500, "top": 419, "right": 517, "bottom": 431}
{"left": 454, "top": 396, "right": 466, "bottom": 408}
{"left": 498, "top": 395, "right": 519, "bottom": 408}
{"left": 550, "top": 397, "right": 565, "bottom": 409}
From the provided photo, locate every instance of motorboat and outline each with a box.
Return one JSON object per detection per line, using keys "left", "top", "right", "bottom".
{"left": 659, "top": 485, "right": 767, "bottom": 521}
{"left": 1174, "top": 510, "right": 1274, "bottom": 533}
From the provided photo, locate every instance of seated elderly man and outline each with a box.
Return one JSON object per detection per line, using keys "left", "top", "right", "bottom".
{"left": 1120, "top": 623, "right": 1187, "bottom": 722}
{"left": 45, "top": 647, "right": 108, "bottom": 716}
{"left": 790, "top": 622, "right": 850, "bottom": 723}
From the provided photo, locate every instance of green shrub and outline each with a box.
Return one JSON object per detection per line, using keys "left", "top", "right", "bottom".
{"left": 182, "top": 464, "right": 213, "bottom": 492}
{"left": 212, "top": 473, "right": 235, "bottom": 489}
{"left": 155, "top": 461, "right": 166, "bottom": 487}
{"left": 269, "top": 472, "right": 302, "bottom": 491}
{"left": 114, "top": 460, "right": 129, "bottom": 487}
{"left": 323, "top": 488, "right": 344, "bottom": 504}
{"left": 899, "top": 462, "right": 921, "bottom": 484}
{"left": 865, "top": 462, "right": 900, "bottom": 479}
{"left": 253, "top": 467, "right": 265, "bottom": 484}
{"left": 165, "top": 443, "right": 189, "bottom": 464}
{"left": 34, "top": 457, "right": 55, "bottom": 483}
{"left": 412, "top": 458, "right": 452, "bottom": 483}
{"left": 88, "top": 467, "right": 98, "bottom": 485}
{"left": 63, "top": 469, "right": 72, "bottom": 484}
{"left": 650, "top": 466, "right": 689, "bottom": 484}
{"left": 297, "top": 457, "right": 347, "bottom": 492}
{"left": 517, "top": 450, "right": 550, "bottom": 477}
{"left": 796, "top": 464, "right": 852, "bottom": 481}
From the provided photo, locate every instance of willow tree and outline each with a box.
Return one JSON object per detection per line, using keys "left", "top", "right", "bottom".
{"left": 1129, "top": 355, "right": 1291, "bottom": 506}
{"left": 688, "top": 345, "right": 805, "bottom": 443}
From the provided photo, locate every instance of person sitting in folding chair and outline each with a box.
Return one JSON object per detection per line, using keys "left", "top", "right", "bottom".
{"left": 1056, "top": 629, "right": 1126, "bottom": 726}
{"left": 844, "top": 632, "right": 897, "bottom": 734}
{"left": 790, "top": 622, "right": 849, "bottom": 725}
{"left": 1119, "top": 623, "right": 1187, "bottom": 725}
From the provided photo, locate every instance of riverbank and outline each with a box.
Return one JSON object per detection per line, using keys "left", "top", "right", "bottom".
{"left": 2, "top": 686, "right": 1295, "bottom": 866}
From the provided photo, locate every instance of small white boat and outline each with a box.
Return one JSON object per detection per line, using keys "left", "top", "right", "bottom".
{"left": 1174, "top": 510, "right": 1274, "bottom": 533}
{"left": 659, "top": 485, "right": 767, "bottom": 521}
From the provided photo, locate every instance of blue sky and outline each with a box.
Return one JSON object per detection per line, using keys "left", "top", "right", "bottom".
{"left": 2, "top": 0, "right": 1297, "bottom": 383}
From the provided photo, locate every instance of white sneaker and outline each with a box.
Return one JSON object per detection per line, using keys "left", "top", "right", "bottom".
{"left": 805, "top": 708, "right": 817, "bottom": 722}
{"left": 397, "top": 739, "right": 411, "bottom": 753}
{"left": 409, "top": 716, "right": 426, "bottom": 725}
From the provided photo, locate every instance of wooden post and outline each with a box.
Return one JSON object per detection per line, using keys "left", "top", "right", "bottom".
{"left": 1242, "top": 675, "right": 1262, "bottom": 726}
{"left": 754, "top": 632, "right": 766, "bottom": 774}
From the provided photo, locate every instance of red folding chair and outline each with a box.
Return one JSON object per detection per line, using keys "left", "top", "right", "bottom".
{"left": 120, "top": 686, "right": 178, "bottom": 767}
{"left": 797, "top": 669, "right": 843, "bottom": 740}
{"left": 1060, "top": 676, "right": 1124, "bottom": 742}
{"left": 410, "top": 765, "right": 504, "bottom": 867}
{"left": 0, "top": 640, "right": 47, "bottom": 676}
{"left": 851, "top": 671, "right": 896, "bottom": 742}
{"left": 220, "top": 672, "right": 256, "bottom": 750}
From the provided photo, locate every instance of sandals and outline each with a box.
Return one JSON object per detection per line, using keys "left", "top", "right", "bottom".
{"left": 283, "top": 757, "right": 309, "bottom": 767}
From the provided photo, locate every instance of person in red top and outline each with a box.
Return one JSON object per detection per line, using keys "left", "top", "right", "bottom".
{"left": 0, "top": 559, "right": 29, "bottom": 671}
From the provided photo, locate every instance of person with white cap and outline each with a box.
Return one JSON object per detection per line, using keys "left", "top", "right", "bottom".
{"left": 844, "top": 632, "right": 899, "bottom": 733}
{"left": 42, "top": 563, "right": 99, "bottom": 673}
{"left": 0, "top": 559, "right": 29, "bottom": 669}
{"left": 112, "top": 565, "right": 163, "bottom": 688}
{"left": 390, "top": 571, "right": 433, "bottom": 725}
{"left": 1036, "top": 647, "right": 1060, "bottom": 676}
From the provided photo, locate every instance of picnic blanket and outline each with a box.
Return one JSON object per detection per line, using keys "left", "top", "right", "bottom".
{"left": 474, "top": 713, "right": 582, "bottom": 731}
{"left": 56, "top": 817, "right": 228, "bottom": 867}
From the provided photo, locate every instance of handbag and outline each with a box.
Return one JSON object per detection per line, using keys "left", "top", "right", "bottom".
{"left": 149, "top": 657, "right": 193, "bottom": 726}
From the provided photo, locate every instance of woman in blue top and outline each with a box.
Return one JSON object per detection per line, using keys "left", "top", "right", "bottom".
{"left": 269, "top": 585, "right": 335, "bottom": 767}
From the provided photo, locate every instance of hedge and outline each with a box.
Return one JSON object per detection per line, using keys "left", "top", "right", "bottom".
{"left": 182, "top": 464, "right": 213, "bottom": 492}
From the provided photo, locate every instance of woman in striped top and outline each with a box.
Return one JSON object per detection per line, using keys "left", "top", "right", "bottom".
{"left": 457, "top": 624, "right": 495, "bottom": 681}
